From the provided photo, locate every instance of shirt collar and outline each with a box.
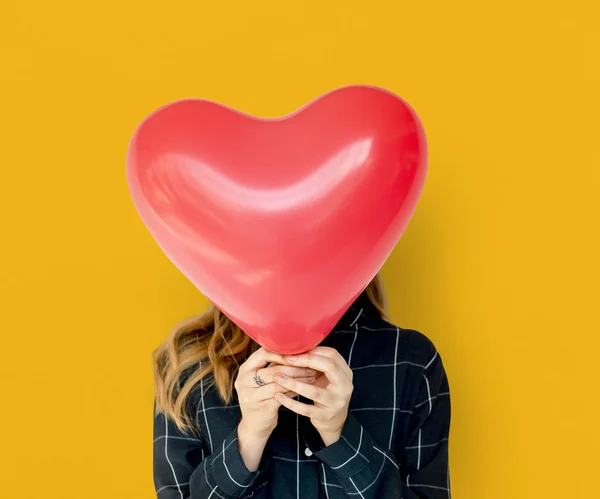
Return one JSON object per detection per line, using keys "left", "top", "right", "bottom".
{"left": 333, "top": 290, "right": 379, "bottom": 331}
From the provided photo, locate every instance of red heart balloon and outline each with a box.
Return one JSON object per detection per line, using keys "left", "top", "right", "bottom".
{"left": 127, "top": 85, "right": 427, "bottom": 354}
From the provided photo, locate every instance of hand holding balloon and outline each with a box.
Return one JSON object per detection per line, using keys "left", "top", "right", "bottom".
{"left": 234, "top": 348, "right": 319, "bottom": 471}
{"left": 274, "top": 347, "right": 353, "bottom": 446}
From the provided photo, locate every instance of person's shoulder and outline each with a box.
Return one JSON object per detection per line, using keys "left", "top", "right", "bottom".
{"left": 359, "top": 315, "right": 439, "bottom": 368}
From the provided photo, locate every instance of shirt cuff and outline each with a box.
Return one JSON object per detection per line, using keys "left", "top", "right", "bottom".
{"left": 314, "top": 412, "right": 375, "bottom": 479}
{"left": 194, "top": 426, "right": 266, "bottom": 497}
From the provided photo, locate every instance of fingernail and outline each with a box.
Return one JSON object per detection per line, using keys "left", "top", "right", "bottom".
{"left": 306, "top": 369, "right": 316, "bottom": 375}
{"left": 287, "top": 356, "right": 298, "bottom": 362}
{"left": 276, "top": 374, "right": 287, "bottom": 383}
{"left": 307, "top": 376, "right": 316, "bottom": 383}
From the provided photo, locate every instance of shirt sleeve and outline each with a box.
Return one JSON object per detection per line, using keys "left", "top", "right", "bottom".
{"left": 153, "top": 402, "right": 267, "bottom": 498}
{"left": 314, "top": 350, "right": 451, "bottom": 498}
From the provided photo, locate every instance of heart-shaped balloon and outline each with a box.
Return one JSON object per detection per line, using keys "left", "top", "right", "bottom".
{"left": 127, "top": 85, "right": 427, "bottom": 354}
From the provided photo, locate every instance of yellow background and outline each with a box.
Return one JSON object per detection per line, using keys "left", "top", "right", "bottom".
{"left": 1, "top": 1, "right": 598, "bottom": 498}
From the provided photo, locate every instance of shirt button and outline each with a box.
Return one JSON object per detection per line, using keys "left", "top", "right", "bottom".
{"left": 304, "top": 447, "right": 313, "bottom": 457}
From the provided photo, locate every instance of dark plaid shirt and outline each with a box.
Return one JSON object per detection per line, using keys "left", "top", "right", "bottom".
{"left": 153, "top": 293, "right": 452, "bottom": 498}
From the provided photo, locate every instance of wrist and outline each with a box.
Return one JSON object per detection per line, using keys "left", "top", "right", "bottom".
{"left": 238, "top": 418, "right": 272, "bottom": 444}
{"left": 319, "top": 429, "right": 342, "bottom": 447}
{"left": 237, "top": 419, "right": 271, "bottom": 473}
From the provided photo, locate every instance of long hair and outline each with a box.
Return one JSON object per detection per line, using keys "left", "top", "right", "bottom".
{"left": 153, "top": 274, "right": 387, "bottom": 436}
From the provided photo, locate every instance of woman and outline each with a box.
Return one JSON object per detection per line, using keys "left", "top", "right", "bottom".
{"left": 153, "top": 274, "right": 451, "bottom": 498}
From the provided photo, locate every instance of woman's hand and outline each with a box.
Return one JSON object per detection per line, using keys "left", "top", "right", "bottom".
{"left": 234, "top": 347, "right": 317, "bottom": 471}
{"left": 235, "top": 347, "right": 318, "bottom": 438}
{"left": 273, "top": 346, "right": 354, "bottom": 446}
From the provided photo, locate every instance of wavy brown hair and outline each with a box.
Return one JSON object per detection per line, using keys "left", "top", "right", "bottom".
{"left": 153, "top": 274, "right": 387, "bottom": 436}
